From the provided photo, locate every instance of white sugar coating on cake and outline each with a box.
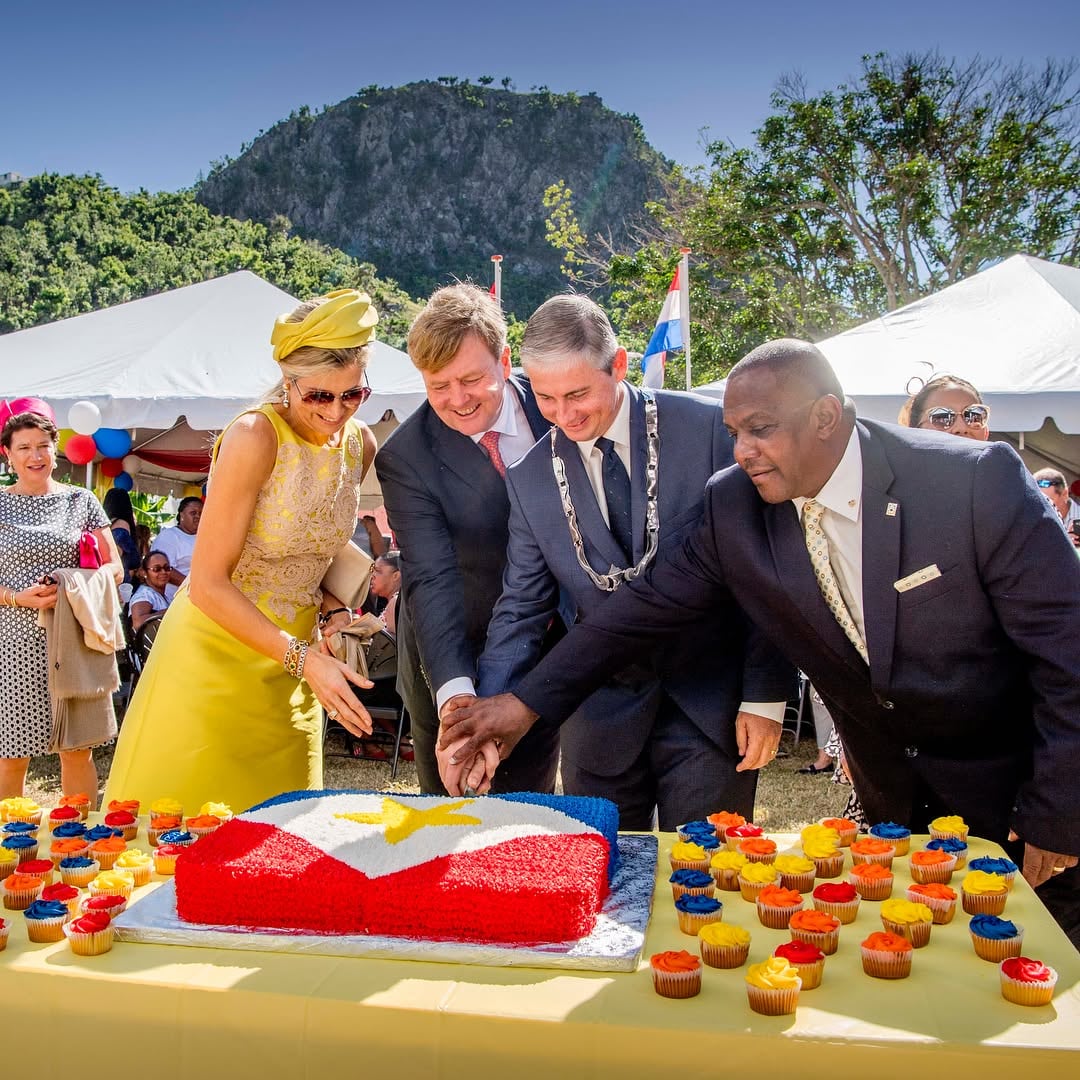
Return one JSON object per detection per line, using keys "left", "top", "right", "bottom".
{"left": 241, "top": 792, "right": 602, "bottom": 879}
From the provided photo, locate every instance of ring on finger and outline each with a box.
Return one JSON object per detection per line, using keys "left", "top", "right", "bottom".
{"left": 328, "top": 709, "right": 339, "bottom": 719}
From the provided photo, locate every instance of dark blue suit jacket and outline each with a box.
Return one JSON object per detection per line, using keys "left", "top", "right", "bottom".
{"left": 515, "top": 420, "right": 1080, "bottom": 854}
{"left": 479, "top": 386, "right": 793, "bottom": 774}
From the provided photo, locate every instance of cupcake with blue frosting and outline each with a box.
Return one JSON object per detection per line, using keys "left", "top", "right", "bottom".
{"left": 58, "top": 857, "right": 100, "bottom": 888}
{"left": 868, "top": 822, "right": 911, "bottom": 857}
{"left": 968, "top": 857, "right": 1018, "bottom": 889}
{"left": 675, "top": 893, "right": 723, "bottom": 935}
{"left": 23, "top": 899, "right": 70, "bottom": 943}
{"left": 926, "top": 836, "right": 969, "bottom": 869}
{"left": 669, "top": 869, "right": 716, "bottom": 901}
{"left": 969, "top": 914, "right": 1025, "bottom": 962}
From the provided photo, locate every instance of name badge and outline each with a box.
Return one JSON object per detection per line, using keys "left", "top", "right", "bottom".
{"left": 894, "top": 564, "right": 941, "bottom": 593}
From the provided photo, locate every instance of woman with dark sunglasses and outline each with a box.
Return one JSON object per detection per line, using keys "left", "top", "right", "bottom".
{"left": 128, "top": 549, "right": 173, "bottom": 632}
{"left": 898, "top": 374, "right": 990, "bottom": 442}
{"left": 105, "top": 291, "right": 380, "bottom": 812}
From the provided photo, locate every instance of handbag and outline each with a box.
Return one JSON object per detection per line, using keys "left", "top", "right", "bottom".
{"left": 328, "top": 613, "right": 384, "bottom": 678}
{"left": 321, "top": 540, "right": 374, "bottom": 610}
{"left": 78, "top": 532, "right": 103, "bottom": 570}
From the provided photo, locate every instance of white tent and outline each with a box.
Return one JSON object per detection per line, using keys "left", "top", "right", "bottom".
{"left": 0, "top": 271, "right": 426, "bottom": 430}
{"left": 698, "top": 255, "right": 1080, "bottom": 474}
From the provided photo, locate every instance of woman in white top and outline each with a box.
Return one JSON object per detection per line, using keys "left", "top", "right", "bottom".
{"left": 129, "top": 550, "right": 172, "bottom": 632}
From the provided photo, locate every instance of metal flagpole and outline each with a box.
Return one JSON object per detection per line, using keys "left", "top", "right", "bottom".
{"left": 679, "top": 248, "right": 691, "bottom": 390}
{"left": 491, "top": 255, "right": 503, "bottom": 306}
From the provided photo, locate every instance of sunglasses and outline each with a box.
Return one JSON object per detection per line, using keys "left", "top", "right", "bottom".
{"left": 924, "top": 404, "right": 990, "bottom": 430}
{"left": 292, "top": 379, "right": 371, "bottom": 409}
{"left": 147, "top": 564, "right": 171, "bottom": 572}
{"left": 1037, "top": 478, "right": 1065, "bottom": 490}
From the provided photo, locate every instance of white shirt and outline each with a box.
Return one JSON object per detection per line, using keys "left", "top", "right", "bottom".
{"left": 129, "top": 584, "right": 170, "bottom": 615}
{"left": 792, "top": 425, "right": 866, "bottom": 645}
{"left": 152, "top": 525, "right": 198, "bottom": 603}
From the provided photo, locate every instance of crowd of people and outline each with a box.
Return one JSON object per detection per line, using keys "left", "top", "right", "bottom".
{"left": 1, "top": 282, "right": 1078, "bottom": 948}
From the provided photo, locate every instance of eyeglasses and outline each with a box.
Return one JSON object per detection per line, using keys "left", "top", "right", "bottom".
{"left": 147, "top": 564, "right": 171, "bottom": 573}
{"left": 1037, "top": 478, "right": 1065, "bottom": 490}
{"left": 923, "top": 404, "right": 990, "bottom": 430}
{"left": 291, "top": 379, "right": 371, "bottom": 409}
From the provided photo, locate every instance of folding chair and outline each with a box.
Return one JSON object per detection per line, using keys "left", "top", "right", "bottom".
{"left": 781, "top": 672, "right": 814, "bottom": 745}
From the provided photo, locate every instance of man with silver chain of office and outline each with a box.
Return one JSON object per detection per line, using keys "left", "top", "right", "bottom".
{"left": 438, "top": 295, "right": 793, "bottom": 830}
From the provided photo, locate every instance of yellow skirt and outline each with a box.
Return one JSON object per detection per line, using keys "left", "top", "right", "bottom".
{"left": 103, "top": 591, "right": 323, "bottom": 814}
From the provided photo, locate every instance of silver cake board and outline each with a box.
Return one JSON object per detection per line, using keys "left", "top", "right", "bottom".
{"left": 114, "top": 834, "right": 657, "bottom": 973}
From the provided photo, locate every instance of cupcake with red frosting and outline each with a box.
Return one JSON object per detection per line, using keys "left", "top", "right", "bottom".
{"left": 999, "top": 957, "right": 1057, "bottom": 1007}
{"left": 18, "top": 859, "right": 55, "bottom": 886}
{"left": 79, "top": 893, "right": 127, "bottom": 919}
{"left": 48, "top": 806, "right": 82, "bottom": 833}
{"left": 906, "top": 882, "right": 957, "bottom": 925}
{"left": 812, "top": 881, "right": 861, "bottom": 923}
{"left": 58, "top": 793, "right": 90, "bottom": 821}
{"left": 860, "top": 931, "right": 913, "bottom": 979}
{"left": 909, "top": 848, "right": 957, "bottom": 885}
{"left": 41, "top": 882, "right": 81, "bottom": 917}
{"left": 755, "top": 884, "right": 804, "bottom": 930}
{"left": 788, "top": 908, "right": 841, "bottom": 954}
{"left": 103, "top": 811, "right": 138, "bottom": 843}
{"left": 153, "top": 843, "right": 186, "bottom": 876}
{"left": 725, "top": 823, "right": 763, "bottom": 852}
{"left": 849, "top": 862, "right": 894, "bottom": 901}
{"left": 774, "top": 940, "right": 825, "bottom": 990}
{"left": 650, "top": 950, "right": 701, "bottom": 998}
{"left": 64, "top": 910, "right": 114, "bottom": 956}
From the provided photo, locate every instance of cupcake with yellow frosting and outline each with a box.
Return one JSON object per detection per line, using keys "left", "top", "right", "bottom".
{"left": 710, "top": 850, "right": 747, "bottom": 891}
{"left": 849, "top": 862, "right": 894, "bottom": 902}
{"left": 961, "top": 871, "right": 1009, "bottom": 916}
{"left": 788, "top": 908, "right": 841, "bottom": 955}
{"left": 773, "top": 853, "right": 817, "bottom": 893}
{"left": 745, "top": 956, "right": 802, "bottom": 1015}
{"left": 819, "top": 816, "right": 858, "bottom": 847}
{"left": 88, "top": 870, "right": 135, "bottom": 902}
{"left": 999, "top": 957, "right": 1057, "bottom": 1007}
{"left": 199, "top": 802, "right": 233, "bottom": 822}
{"left": 737, "top": 861, "right": 779, "bottom": 902}
{"left": 755, "top": 884, "right": 804, "bottom": 930}
{"left": 773, "top": 940, "right": 825, "bottom": 990}
{"left": 114, "top": 850, "right": 153, "bottom": 887}
{"left": 880, "top": 898, "right": 933, "bottom": 947}
{"left": 649, "top": 950, "right": 701, "bottom": 998}
{"left": 698, "top": 922, "right": 751, "bottom": 968}
{"left": 909, "top": 848, "right": 957, "bottom": 885}
{"left": 906, "top": 882, "right": 957, "bottom": 925}
{"left": 928, "top": 815, "right": 969, "bottom": 843}
{"left": 801, "top": 825, "right": 844, "bottom": 878}
{"left": 669, "top": 840, "right": 710, "bottom": 873}
{"left": 861, "top": 931, "right": 913, "bottom": 979}
{"left": 0, "top": 797, "right": 42, "bottom": 826}
{"left": 0, "top": 847, "right": 21, "bottom": 882}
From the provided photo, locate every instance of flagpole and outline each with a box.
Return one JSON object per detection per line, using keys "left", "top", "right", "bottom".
{"left": 679, "top": 248, "right": 691, "bottom": 390}
{"left": 491, "top": 254, "right": 503, "bottom": 306}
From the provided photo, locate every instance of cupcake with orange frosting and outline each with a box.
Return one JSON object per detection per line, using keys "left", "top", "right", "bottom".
{"left": 147, "top": 815, "right": 182, "bottom": 848}
{"left": 928, "top": 815, "right": 968, "bottom": 843}
{"left": 114, "top": 850, "right": 153, "bottom": 887}
{"left": 41, "top": 882, "right": 82, "bottom": 918}
{"left": 48, "top": 806, "right": 82, "bottom": 833}
{"left": 63, "top": 910, "right": 114, "bottom": 956}
{"left": 849, "top": 862, "right": 894, "bottom": 901}
{"left": 801, "top": 825, "right": 844, "bottom": 878}
{"left": 906, "top": 883, "right": 957, "bottom": 925}
{"left": 969, "top": 915, "right": 1025, "bottom": 962}
{"left": 650, "top": 950, "right": 701, "bottom": 998}
{"left": 725, "top": 823, "right": 764, "bottom": 852}
{"left": 755, "top": 884, "right": 804, "bottom": 930}
{"left": 860, "top": 931, "right": 913, "bottom": 979}
{"left": 745, "top": 956, "right": 802, "bottom": 1015}
{"left": 185, "top": 814, "right": 224, "bottom": 840}
{"left": 88, "top": 836, "right": 127, "bottom": 871}
{"left": 788, "top": 908, "right": 841, "bottom": 954}
{"left": 999, "top": 957, "right": 1057, "bottom": 1007}
{"left": 961, "top": 871, "right": 1009, "bottom": 916}
{"left": 103, "top": 811, "right": 138, "bottom": 843}
{"left": 107, "top": 799, "right": 140, "bottom": 818}
{"left": 773, "top": 854, "right": 817, "bottom": 893}
{"left": 0, "top": 797, "right": 42, "bottom": 826}
{"left": 58, "top": 793, "right": 91, "bottom": 822}
{"left": 737, "top": 861, "right": 779, "bottom": 902}
{"left": 909, "top": 848, "right": 957, "bottom": 885}
{"left": 49, "top": 836, "right": 90, "bottom": 867}
{"left": 88, "top": 870, "right": 135, "bottom": 902}
{"left": 2, "top": 871, "right": 44, "bottom": 910}
{"left": 819, "top": 816, "right": 858, "bottom": 847}
{"left": 737, "top": 837, "right": 778, "bottom": 865}
{"left": 880, "top": 898, "right": 933, "bottom": 947}
{"left": 707, "top": 811, "right": 745, "bottom": 843}
{"left": 812, "top": 882, "right": 860, "bottom": 923}
{"left": 849, "top": 837, "right": 896, "bottom": 868}
{"left": 773, "top": 940, "right": 825, "bottom": 990}
{"left": 697, "top": 922, "right": 751, "bottom": 969}
{"left": 709, "top": 850, "right": 747, "bottom": 891}
{"left": 675, "top": 894, "right": 723, "bottom": 935}
{"left": 669, "top": 840, "right": 710, "bottom": 873}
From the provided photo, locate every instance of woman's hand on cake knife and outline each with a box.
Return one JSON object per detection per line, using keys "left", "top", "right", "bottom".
{"left": 437, "top": 735, "right": 501, "bottom": 796}
{"left": 437, "top": 693, "right": 538, "bottom": 770}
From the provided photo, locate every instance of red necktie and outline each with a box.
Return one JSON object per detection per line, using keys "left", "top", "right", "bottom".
{"left": 479, "top": 430, "right": 506, "bottom": 478}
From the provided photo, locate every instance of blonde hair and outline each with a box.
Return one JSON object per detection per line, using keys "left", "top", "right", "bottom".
{"left": 260, "top": 296, "right": 371, "bottom": 405}
{"left": 407, "top": 284, "right": 506, "bottom": 373}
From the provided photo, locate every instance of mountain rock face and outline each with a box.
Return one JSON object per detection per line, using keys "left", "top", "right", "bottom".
{"left": 197, "top": 81, "right": 670, "bottom": 315}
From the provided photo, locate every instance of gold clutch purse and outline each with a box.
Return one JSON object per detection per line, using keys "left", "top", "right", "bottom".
{"left": 321, "top": 540, "right": 374, "bottom": 609}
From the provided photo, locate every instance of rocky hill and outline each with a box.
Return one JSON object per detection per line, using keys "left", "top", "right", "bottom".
{"left": 197, "top": 80, "right": 671, "bottom": 316}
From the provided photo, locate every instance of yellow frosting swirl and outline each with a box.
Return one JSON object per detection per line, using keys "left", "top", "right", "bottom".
{"left": 91, "top": 870, "right": 135, "bottom": 891}
{"left": 671, "top": 841, "right": 707, "bottom": 861}
{"left": 745, "top": 956, "right": 801, "bottom": 990}
{"left": 199, "top": 802, "right": 233, "bottom": 820}
{"left": 698, "top": 923, "right": 751, "bottom": 947}
{"left": 773, "top": 854, "right": 815, "bottom": 874}
{"left": 881, "top": 898, "right": 933, "bottom": 924}
{"left": 710, "top": 851, "right": 748, "bottom": 871}
{"left": 801, "top": 834, "right": 840, "bottom": 858}
{"left": 151, "top": 799, "right": 183, "bottom": 816}
{"left": 114, "top": 850, "right": 153, "bottom": 869}
{"left": 740, "top": 862, "right": 779, "bottom": 884}
{"left": 1, "top": 797, "right": 41, "bottom": 816}
{"left": 930, "top": 815, "right": 967, "bottom": 834}
{"left": 962, "top": 870, "right": 1008, "bottom": 895}
{"left": 0, "top": 848, "right": 19, "bottom": 864}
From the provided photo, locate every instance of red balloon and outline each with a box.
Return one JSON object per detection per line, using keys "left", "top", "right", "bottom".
{"left": 100, "top": 457, "right": 124, "bottom": 478}
{"left": 64, "top": 434, "right": 98, "bottom": 465}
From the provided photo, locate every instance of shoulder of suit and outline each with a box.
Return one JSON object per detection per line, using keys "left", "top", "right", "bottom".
{"left": 651, "top": 387, "right": 722, "bottom": 418}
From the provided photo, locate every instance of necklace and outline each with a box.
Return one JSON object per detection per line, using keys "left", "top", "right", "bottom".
{"left": 549, "top": 389, "right": 660, "bottom": 593}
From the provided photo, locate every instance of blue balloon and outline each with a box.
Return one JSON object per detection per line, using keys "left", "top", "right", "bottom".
{"left": 93, "top": 428, "right": 133, "bottom": 458}
{"left": 114, "top": 471, "right": 134, "bottom": 491}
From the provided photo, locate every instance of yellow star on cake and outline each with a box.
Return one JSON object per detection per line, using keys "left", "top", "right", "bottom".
{"left": 335, "top": 797, "right": 481, "bottom": 844}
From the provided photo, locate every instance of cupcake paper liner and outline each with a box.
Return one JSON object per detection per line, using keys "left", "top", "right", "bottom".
{"left": 882, "top": 917, "right": 932, "bottom": 948}
{"left": 746, "top": 983, "right": 801, "bottom": 1016}
{"left": 2, "top": 883, "right": 43, "bottom": 911}
{"left": 63, "top": 922, "right": 115, "bottom": 956}
{"left": 849, "top": 875, "right": 894, "bottom": 902}
{"left": 737, "top": 878, "right": 770, "bottom": 903}
{"left": 712, "top": 868, "right": 741, "bottom": 892}
{"left": 850, "top": 850, "right": 895, "bottom": 869}
{"left": 59, "top": 861, "right": 101, "bottom": 888}
{"left": 777, "top": 870, "right": 817, "bottom": 894}
{"left": 861, "top": 947, "right": 912, "bottom": 979}
{"left": 677, "top": 910, "right": 722, "bottom": 936}
{"left": 999, "top": 965, "right": 1057, "bottom": 1006}
{"left": 904, "top": 888, "right": 956, "bottom": 925}
{"left": 810, "top": 853, "right": 845, "bottom": 879}
{"left": 789, "top": 958, "right": 824, "bottom": 990}
{"left": 812, "top": 897, "right": 860, "bottom": 924}
{"left": 961, "top": 890, "right": 1008, "bottom": 916}
{"left": 971, "top": 928, "right": 1024, "bottom": 962}
{"left": 757, "top": 901, "right": 802, "bottom": 930}
{"left": 789, "top": 926, "right": 840, "bottom": 955}
{"left": 651, "top": 967, "right": 701, "bottom": 998}
{"left": 909, "top": 855, "right": 957, "bottom": 885}
{"left": 25, "top": 914, "right": 69, "bottom": 943}
{"left": 699, "top": 941, "right": 750, "bottom": 969}
{"left": 671, "top": 883, "right": 715, "bottom": 902}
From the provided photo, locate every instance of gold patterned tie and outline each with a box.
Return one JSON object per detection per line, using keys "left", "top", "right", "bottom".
{"left": 801, "top": 499, "right": 869, "bottom": 664}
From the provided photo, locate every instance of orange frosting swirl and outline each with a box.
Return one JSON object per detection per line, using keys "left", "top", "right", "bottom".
{"left": 107, "top": 800, "right": 140, "bottom": 815}
{"left": 738, "top": 838, "right": 777, "bottom": 855}
{"left": 908, "top": 883, "right": 957, "bottom": 901}
{"left": 185, "top": 815, "right": 222, "bottom": 829}
{"left": 851, "top": 837, "right": 894, "bottom": 855}
{"left": 789, "top": 909, "right": 840, "bottom": 933}
{"left": 821, "top": 817, "right": 856, "bottom": 832}
{"left": 4, "top": 873, "right": 44, "bottom": 890}
{"left": 708, "top": 811, "right": 745, "bottom": 830}
{"left": 50, "top": 838, "right": 89, "bottom": 853}
{"left": 911, "top": 849, "right": 952, "bottom": 866}
{"left": 650, "top": 950, "right": 701, "bottom": 973}
{"left": 90, "top": 837, "right": 127, "bottom": 853}
{"left": 757, "top": 885, "right": 803, "bottom": 907}
{"left": 862, "top": 931, "right": 912, "bottom": 953}
{"left": 850, "top": 863, "right": 892, "bottom": 881}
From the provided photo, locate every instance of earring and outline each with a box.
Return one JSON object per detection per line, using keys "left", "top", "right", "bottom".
{"left": 282, "top": 384, "right": 290, "bottom": 409}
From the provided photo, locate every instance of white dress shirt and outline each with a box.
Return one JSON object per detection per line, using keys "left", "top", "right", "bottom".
{"left": 575, "top": 384, "right": 632, "bottom": 527}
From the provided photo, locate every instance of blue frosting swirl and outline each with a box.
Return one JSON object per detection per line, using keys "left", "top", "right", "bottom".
{"left": 869, "top": 822, "right": 911, "bottom": 840}
{"left": 1, "top": 835, "right": 36, "bottom": 851}
{"left": 23, "top": 900, "right": 69, "bottom": 920}
{"left": 159, "top": 830, "right": 194, "bottom": 844}
{"left": 2, "top": 821, "right": 38, "bottom": 836}
{"left": 669, "top": 869, "right": 714, "bottom": 888}
{"left": 679, "top": 820, "right": 716, "bottom": 835}
{"left": 58, "top": 856, "right": 96, "bottom": 869}
{"left": 675, "top": 894, "right": 723, "bottom": 915}
{"left": 969, "top": 914, "right": 1019, "bottom": 939}
{"left": 968, "top": 857, "right": 1018, "bottom": 876}
{"left": 85, "top": 825, "right": 123, "bottom": 841}
{"left": 927, "top": 837, "right": 968, "bottom": 855}
{"left": 52, "top": 822, "right": 88, "bottom": 839}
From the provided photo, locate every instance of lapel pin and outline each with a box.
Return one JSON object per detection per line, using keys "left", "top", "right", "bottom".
{"left": 886, "top": 502, "right": 898, "bottom": 517}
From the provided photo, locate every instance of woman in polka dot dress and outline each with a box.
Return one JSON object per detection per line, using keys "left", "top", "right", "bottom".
{"left": 0, "top": 408, "right": 123, "bottom": 804}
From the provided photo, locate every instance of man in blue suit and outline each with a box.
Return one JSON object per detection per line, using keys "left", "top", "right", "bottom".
{"left": 440, "top": 295, "right": 792, "bottom": 829}
{"left": 374, "top": 284, "right": 559, "bottom": 794}
{"left": 442, "top": 339, "right": 1080, "bottom": 939}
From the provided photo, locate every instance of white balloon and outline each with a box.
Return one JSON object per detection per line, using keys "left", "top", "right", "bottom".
{"left": 121, "top": 454, "right": 141, "bottom": 476}
{"left": 68, "top": 400, "right": 101, "bottom": 436}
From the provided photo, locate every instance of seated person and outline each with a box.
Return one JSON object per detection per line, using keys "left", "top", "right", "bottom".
{"left": 129, "top": 550, "right": 172, "bottom": 632}
{"left": 370, "top": 551, "right": 401, "bottom": 636}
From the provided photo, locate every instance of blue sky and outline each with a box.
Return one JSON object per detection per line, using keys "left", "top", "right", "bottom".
{"left": 3, "top": 0, "right": 1078, "bottom": 193}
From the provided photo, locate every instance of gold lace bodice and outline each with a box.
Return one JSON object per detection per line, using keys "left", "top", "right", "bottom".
{"left": 214, "top": 405, "right": 364, "bottom": 624}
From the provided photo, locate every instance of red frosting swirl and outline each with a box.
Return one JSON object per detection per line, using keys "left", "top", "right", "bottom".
{"left": 726, "top": 823, "right": 763, "bottom": 839}
{"left": 82, "top": 894, "right": 124, "bottom": 911}
{"left": 103, "top": 811, "right": 136, "bottom": 827}
{"left": 774, "top": 940, "right": 825, "bottom": 964}
{"left": 1001, "top": 957, "right": 1054, "bottom": 982}
{"left": 68, "top": 911, "right": 111, "bottom": 934}
{"left": 42, "top": 883, "right": 79, "bottom": 902}
{"left": 813, "top": 883, "right": 858, "bottom": 902}
{"left": 17, "top": 860, "right": 53, "bottom": 877}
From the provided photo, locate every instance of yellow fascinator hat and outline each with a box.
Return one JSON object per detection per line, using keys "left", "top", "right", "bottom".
{"left": 270, "top": 289, "right": 379, "bottom": 362}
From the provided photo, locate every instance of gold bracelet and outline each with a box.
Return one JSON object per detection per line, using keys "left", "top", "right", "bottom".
{"left": 283, "top": 636, "right": 304, "bottom": 677}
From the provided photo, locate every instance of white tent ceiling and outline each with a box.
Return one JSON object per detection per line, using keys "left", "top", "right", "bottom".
{"left": 0, "top": 271, "right": 426, "bottom": 430}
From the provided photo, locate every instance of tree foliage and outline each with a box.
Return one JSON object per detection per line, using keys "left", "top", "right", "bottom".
{"left": 547, "top": 52, "right": 1080, "bottom": 384}
{"left": 0, "top": 174, "right": 419, "bottom": 345}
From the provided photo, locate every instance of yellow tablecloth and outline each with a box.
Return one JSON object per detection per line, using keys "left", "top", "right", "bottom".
{"left": 2, "top": 827, "right": 1077, "bottom": 1079}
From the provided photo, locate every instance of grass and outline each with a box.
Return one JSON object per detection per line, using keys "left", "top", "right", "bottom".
{"left": 25, "top": 711, "right": 848, "bottom": 831}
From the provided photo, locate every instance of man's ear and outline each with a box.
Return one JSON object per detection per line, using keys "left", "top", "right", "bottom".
{"left": 499, "top": 345, "right": 512, "bottom": 377}
{"left": 813, "top": 394, "right": 844, "bottom": 439}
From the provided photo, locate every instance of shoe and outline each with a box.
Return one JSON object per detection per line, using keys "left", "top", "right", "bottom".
{"left": 398, "top": 744, "right": 415, "bottom": 762}
{"left": 797, "top": 763, "right": 832, "bottom": 775}
{"left": 351, "top": 741, "right": 388, "bottom": 761}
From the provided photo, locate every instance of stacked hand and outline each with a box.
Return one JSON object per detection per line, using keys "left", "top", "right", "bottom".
{"left": 437, "top": 693, "right": 538, "bottom": 795}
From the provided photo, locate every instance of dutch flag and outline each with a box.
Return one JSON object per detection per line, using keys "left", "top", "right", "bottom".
{"left": 640, "top": 266, "right": 683, "bottom": 388}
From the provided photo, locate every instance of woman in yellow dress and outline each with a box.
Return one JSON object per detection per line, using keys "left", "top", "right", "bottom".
{"left": 104, "top": 291, "right": 379, "bottom": 812}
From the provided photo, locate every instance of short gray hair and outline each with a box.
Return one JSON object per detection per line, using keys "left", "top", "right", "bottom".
{"left": 520, "top": 294, "right": 618, "bottom": 373}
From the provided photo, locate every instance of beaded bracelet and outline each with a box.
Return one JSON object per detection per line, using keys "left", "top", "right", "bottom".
{"left": 283, "top": 636, "right": 305, "bottom": 678}
{"left": 317, "top": 607, "right": 351, "bottom": 628}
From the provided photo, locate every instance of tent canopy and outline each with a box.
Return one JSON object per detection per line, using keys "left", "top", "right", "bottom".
{"left": 0, "top": 271, "right": 426, "bottom": 430}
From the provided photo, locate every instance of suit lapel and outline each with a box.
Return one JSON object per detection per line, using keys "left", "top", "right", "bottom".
{"left": 512, "top": 374, "right": 552, "bottom": 442}
{"left": 858, "top": 423, "right": 900, "bottom": 694}
{"left": 554, "top": 428, "right": 627, "bottom": 572}
{"left": 627, "top": 385, "right": 648, "bottom": 561}
{"left": 425, "top": 409, "right": 503, "bottom": 499}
